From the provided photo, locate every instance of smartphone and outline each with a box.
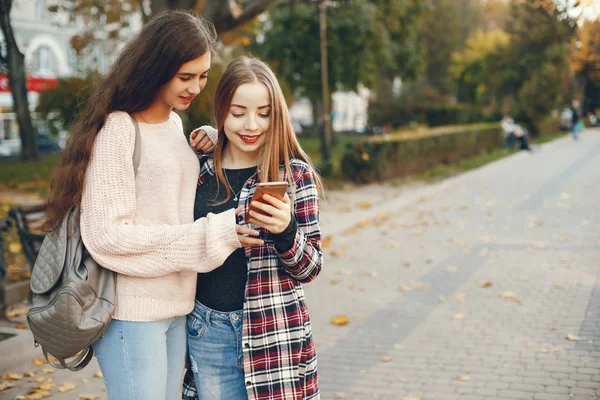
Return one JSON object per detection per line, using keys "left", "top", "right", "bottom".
{"left": 245, "top": 182, "right": 288, "bottom": 224}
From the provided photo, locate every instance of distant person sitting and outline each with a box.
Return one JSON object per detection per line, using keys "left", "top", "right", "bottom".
{"left": 501, "top": 115, "right": 531, "bottom": 151}
{"left": 588, "top": 112, "right": 599, "bottom": 127}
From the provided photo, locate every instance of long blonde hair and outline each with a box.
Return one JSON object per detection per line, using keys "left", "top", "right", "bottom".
{"left": 213, "top": 56, "right": 323, "bottom": 202}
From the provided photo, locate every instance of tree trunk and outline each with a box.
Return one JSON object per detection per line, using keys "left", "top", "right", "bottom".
{"left": 0, "top": 0, "right": 38, "bottom": 161}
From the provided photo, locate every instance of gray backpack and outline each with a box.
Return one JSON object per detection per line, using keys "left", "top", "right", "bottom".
{"left": 27, "top": 115, "right": 141, "bottom": 371}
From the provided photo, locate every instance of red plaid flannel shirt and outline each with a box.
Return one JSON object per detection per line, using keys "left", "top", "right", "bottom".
{"left": 182, "top": 156, "right": 322, "bottom": 400}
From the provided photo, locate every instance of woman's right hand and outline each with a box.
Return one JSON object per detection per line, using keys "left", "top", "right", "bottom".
{"left": 236, "top": 225, "right": 264, "bottom": 247}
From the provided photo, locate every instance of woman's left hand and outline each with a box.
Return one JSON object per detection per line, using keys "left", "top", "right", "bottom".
{"left": 248, "top": 193, "right": 291, "bottom": 234}
{"left": 189, "top": 128, "right": 216, "bottom": 153}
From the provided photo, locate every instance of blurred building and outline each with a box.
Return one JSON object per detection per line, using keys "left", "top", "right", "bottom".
{"left": 0, "top": 0, "right": 137, "bottom": 141}
{"left": 289, "top": 88, "right": 369, "bottom": 134}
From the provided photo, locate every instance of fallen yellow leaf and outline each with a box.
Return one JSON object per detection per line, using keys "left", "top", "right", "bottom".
{"left": 480, "top": 281, "right": 493, "bottom": 288}
{"left": 79, "top": 396, "right": 100, "bottom": 400}
{"left": 15, "top": 323, "right": 27, "bottom": 329}
{"left": 39, "top": 368, "right": 54, "bottom": 374}
{"left": 553, "top": 284, "right": 568, "bottom": 290}
{"left": 8, "top": 242, "right": 22, "bottom": 253}
{"left": 6, "top": 308, "right": 28, "bottom": 318}
{"left": 399, "top": 282, "right": 426, "bottom": 292}
{"left": 452, "top": 294, "right": 466, "bottom": 301}
{"left": 380, "top": 356, "right": 393, "bottom": 362}
{"left": 566, "top": 334, "right": 580, "bottom": 342}
{"left": 58, "top": 382, "right": 76, "bottom": 392}
{"left": 37, "top": 382, "right": 57, "bottom": 391}
{"left": 383, "top": 241, "right": 402, "bottom": 248}
{"left": 94, "top": 371, "right": 103, "bottom": 379}
{"left": 32, "top": 359, "right": 48, "bottom": 366}
{"left": 0, "top": 381, "right": 16, "bottom": 391}
{"left": 451, "top": 313, "right": 467, "bottom": 320}
{"left": 23, "top": 372, "right": 35, "bottom": 377}
{"left": 321, "top": 236, "right": 332, "bottom": 249}
{"left": 358, "top": 201, "right": 372, "bottom": 209}
{"left": 330, "top": 250, "right": 344, "bottom": 257}
{"left": 331, "top": 316, "right": 349, "bottom": 326}
{"left": 329, "top": 280, "right": 341, "bottom": 286}
{"left": 457, "top": 375, "right": 471, "bottom": 382}
{"left": 27, "top": 391, "right": 51, "bottom": 400}
{"left": 499, "top": 292, "right": 522, "bottom": 305}
{"left": 335, "top": 393, "right": 346, "bottom": 399}
{"left": 2, "top": 373, "right": 24, "bottom": 381}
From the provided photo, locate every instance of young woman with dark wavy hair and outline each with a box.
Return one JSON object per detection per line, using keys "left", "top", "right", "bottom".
{"left": 44, "top": 11, "right": 262, "bottom": 399}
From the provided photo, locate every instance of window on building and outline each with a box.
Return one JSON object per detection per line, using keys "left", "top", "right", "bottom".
{"left": 36, "top": 0, "right": 48, "bottom": 20}
{"left": 31, "top": 46, "right": 57, "bottom": 77}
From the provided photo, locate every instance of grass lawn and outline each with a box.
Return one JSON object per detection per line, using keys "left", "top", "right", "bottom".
{"left": 0, "top": 154, "right": 59, "bottom": 197}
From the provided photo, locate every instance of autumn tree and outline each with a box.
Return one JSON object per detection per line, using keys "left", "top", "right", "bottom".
{"left": 570, "top": 18, "right": 600, "bottom": 112}
{"left": 48, "top": 0, "right": 278, "bottom": 56}
{"left": 490, "top": 0, "right": 577, "bottom": 132}
{"left": 450, "top": 29, "right": 510, "bottom": 104}
{"left": 419, "top": 0, "right": 485, "bottom": 97}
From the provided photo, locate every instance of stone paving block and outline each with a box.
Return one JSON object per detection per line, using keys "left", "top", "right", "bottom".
{"left": 545, "top": 386, "right": 570, "bottom": 394}
{"left": 533, "top": 394, "right": 569, "bottom": 400}
{"left": 498, "top": 390, "right": 535, "bottom": 399}
{"left": 569, "top": 387, "right": 596, "bottom": 396}
{"left": 509, "top": 383, "right": 546, "bottom": 393}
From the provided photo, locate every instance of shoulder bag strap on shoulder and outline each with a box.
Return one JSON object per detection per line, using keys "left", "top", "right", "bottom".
{"left": 129, "top": 114, "right": 142, "bottom": 175}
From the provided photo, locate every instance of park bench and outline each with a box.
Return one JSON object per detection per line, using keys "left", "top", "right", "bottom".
{"left": 0, "top": 203, "right": 46, "bottom": 321}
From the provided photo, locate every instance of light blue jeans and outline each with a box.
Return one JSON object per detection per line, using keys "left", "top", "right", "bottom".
{"left": 186, "top": 301, "right": 248, "bottom": 400}
{"left": 93, "top": 316, "right": 187, "bottom": 400}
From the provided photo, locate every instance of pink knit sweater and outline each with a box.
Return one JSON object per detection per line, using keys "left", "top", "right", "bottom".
{"left": 80, "top": 111, "right": 240, "bottom": 322}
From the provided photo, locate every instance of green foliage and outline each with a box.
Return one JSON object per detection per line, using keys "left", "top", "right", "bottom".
{"left": 368, "top": 99, "right": 495, "bottom": 128}
{"left": 420, "top": 0, "right": 485, "bottom": 96}
{"left": 340, "top": 124, "right": 503, "bottom": 183}
{"left": 35, "top": 76, "right": 97, "bottom": 135}
{"left": 253, "top": 1, "right": 387, "bottom": 103}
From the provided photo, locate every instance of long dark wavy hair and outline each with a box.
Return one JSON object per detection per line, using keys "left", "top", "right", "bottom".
{"left": 44, "top": 10, "right": 217, "bottom": 232}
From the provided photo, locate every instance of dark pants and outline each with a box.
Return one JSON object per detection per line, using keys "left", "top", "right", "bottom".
{"left": 505, "top": 133, "right": 531, "bottom": 151}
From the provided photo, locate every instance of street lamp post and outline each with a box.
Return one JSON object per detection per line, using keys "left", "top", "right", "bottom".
{"left": 319, "top": 0, "right": 333, "bottom": 173}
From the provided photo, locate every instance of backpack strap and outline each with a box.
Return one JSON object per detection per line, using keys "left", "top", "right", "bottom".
{"left": 129, "top": 115, "right": 141, "bottom": 175}
{"left": 43, "top": 346, "right": 94, "bottom": 371}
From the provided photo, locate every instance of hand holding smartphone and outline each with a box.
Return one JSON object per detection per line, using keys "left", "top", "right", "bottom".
{"left": 245, "top": 182, "right": 288, "bottom": 224}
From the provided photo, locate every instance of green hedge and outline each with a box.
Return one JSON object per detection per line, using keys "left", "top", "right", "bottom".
{"left": 368, "top": 101, "right": 500, "bottom": 128}
{"left": 340, "top": 123, "right": 503, "bottom": 183}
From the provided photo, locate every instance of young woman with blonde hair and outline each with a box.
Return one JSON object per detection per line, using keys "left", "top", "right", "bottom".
{"left": 183, "top": 56, "right": 323, "bottom": 399}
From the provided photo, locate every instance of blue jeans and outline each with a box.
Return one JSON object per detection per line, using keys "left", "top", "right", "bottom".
{"left": 186, "top": 301, "right": 248, "bottom": 400}
{"left": 572, "top": 123, "right": 581, "bottom": 140}
{"left": 93, "top": 317, "right": 187, "bottom": 400}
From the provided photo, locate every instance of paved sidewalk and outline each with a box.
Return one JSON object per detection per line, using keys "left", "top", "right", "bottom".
{"left": 1, "top": 130, "right": 599, "bottom": 399}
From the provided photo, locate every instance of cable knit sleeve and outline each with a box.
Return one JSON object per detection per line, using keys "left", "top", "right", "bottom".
{"left": 80, "top": 112, "right": 241, "bottom": 278}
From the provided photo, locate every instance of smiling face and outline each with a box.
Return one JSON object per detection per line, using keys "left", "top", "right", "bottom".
{"left": 223, "top": 82, "right": 271, "bottom": 161}
{"left": 156, "top": 52, "right": 212, "bottom": 111}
